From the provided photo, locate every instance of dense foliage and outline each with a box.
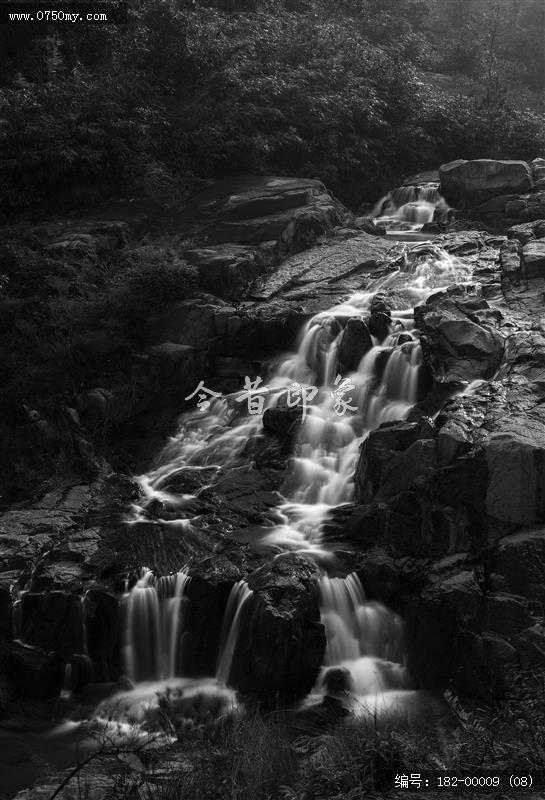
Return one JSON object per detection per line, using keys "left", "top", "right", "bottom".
{"left": 0, "top": 0, "right": 543, "bottom": 213}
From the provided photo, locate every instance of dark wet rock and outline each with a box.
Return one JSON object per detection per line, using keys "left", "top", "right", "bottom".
{"left": 77, "top": 388, "right": 117, "bottom": 431}
{"left": 434, "top": 230, "right": 487, "bottom": 256}
{"left": 499, "top": 240, "right": 522, "bottom": 280}
{"left": 197, "top": 466, "right": 284, "bottom": 530}
{"left": 337, "top": 318, "right": 373, "bottom": 373}
{"left": 434, "top": 452, "right": 489, "bottom": 549}
{"left": 439, "top": 159, "right": 533, "bottom": 208}
{"left": 182, "top": 574, "right": 237, "bottom": 678}
{"left": 455, "top": 629, "right": 518, "bottom": 700}
{"left": 355, "top": 419, "right": 436, "bottom": 503}
{"left": 2, "top": 642, "right": 63, "bottom": 700}
{"left": 50, "top": 529, "right": 101, "bottom": 563}
{"left": 147, "top": 342, "right": 205, "bottom": 392}
{"left": 507, "top": 220, "right": 545, "bottom": 245}
{"left": 414, "top": 291, "right": 504, "bottom": 383}
{"left": 374, "top": 347, "right": 392, "bottom": 382}
{"left": 147, "top": 297, "right": 220, "bottom": 351}
{"left": 262, "top": 406, "right": 302, "bottom": 437}
{"left": 186, "top": 176, "right": 347, "bottom": 258}
{"left": 514, "top": 623, "right": 545, "bottom": 669}
{"left": 229, "top": 554, "right": 325, "bottom": 697}
{"left": 354, "top": 216, "right": 386, "bottom": 235}
{"left": 531, "top": 157, "right": 545, "bottom": 183}
{"left": 368, "top": 311, "right": 391, "bottom": 342}
{"left": 20, "top": 591, "right": 86, "bottom": 654}
{"left": 85, "top": 589, "right": 121, "bottom": 681}
{"left": 482, "top": 593, "right": 533, "bottom": 639}
{"left": 522, "top": 240, "right": 545, "bottom": 278}
{"left": 0, "top": 533, "right": 53, "bottom": 573}
{"left": 436, "top": 417, "right": 473, "bottom": 466}
{"left": 370, "top": 294, "right": 392, "bottom": 317}
{"left": 245, "top": 232, "right": 399, "bottom": 315}
{"left": 485, "top": 419, "right": 545, "bottom": 525}
{"left": 490, "top": 529, "right": 545, "bottom": 605}
{"left": 183, "top": 244, "right": 273, "bottom": 300}
{"left": 407, "top": 569, "right": 483, "bottom": 691}
{"left": 385, "top": 492, "right": 425, "bottom": 557}
{"left": 322, "top": 503, "right": 388, "bottom": 550}
{"left": 0, "top": 571, "right": 18, "bottom": 638}
{"left": 505, "top": 191, "right": 545, "bottom": 222}
{"left": 31, "top": 561, "right": 87, "bottom": 592}
{"left": 354, "top": 550, "right": 400, "bottom": 604}
{"left": 244, "top": 432, "right": 292, "bottom": 473}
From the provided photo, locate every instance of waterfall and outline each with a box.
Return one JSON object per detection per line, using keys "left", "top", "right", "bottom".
{"left": 128, "top": 242, "right": 472, "bottom": 694}
{"left": 396, "top": 201, "right": 435, "bottom": 225}
{"left": 216, "top": 581, "right": 253, "bottom": 686}
{"left": 371, "top": 181, "right": 449, "bottom": 236}
{"left": 122, "top": 568, "right": 190, "bottom": 682}
{"left": 318, "top": 574, "right": 408, "bottom": 697}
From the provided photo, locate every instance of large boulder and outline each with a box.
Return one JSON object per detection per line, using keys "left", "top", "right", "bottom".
{"left": 507, "top": 219, "right": 545, "bottom": 246}
{"left": 439, "top": 159, "right": 533, "bottom": 208}
{"left": 183, "top": 244, "right": 273, "bottom": 300}
{"left": 485, "top": 417, "right": 545, "bottom": 525}
{"left": 228, "top": 555, "right": 325, "bottom": 697}
{"left": 246, "top": 232, "right": 399, "bottom": 316}
{"left": 337, "top": 318, "right": 373, "bottom": 374}
{"left": 19, "top": 591, "right": 87, "bottom": 654}
{"left": 499, "top": 240, "right": 522, "bottom": 280}
{"left": 489, "top": 529, "right": 545, "bottom": 605}
{"left": 147, "top": 342, "right": 205, "bottom": 394}
{"left": 415, "top": 291, "right": 504, "bottom": 383}
{"left": 505, "top": 191, "right": 545, "bottom": 222}
{"left": 355, "top": 419, "right": 436, "bottom": 503}
{"left": 407, "top": 569, "right": 483, "bottom": 692}
{"left": 522, "top": 240, "right": 545, "bottom": 278}
{"left": 2, "top": 642, "right": 63, "bottom": 699}
{"left": 187, "top": 176, "right": 348, "bottom": 259}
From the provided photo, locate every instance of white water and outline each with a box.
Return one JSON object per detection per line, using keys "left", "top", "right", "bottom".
{"left": 122, "top": 568, "right": 190, "bottom": 682}
{"left": 216, "top": 580, "right": 253, "bottom": 686}
{"left": 121, "top": 212, "right": 472, "bottom": 701}
{"left": 317, "top": 573, "right": 408, "bottom": 701}
{"left": 372, "top": 181, "right": 449, "bottom": 233}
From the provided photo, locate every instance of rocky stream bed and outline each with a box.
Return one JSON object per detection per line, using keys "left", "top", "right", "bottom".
{"left": 1, "top": 158, "right": 545, "bottom": 798}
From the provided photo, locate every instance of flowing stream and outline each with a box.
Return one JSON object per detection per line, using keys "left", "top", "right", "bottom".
{"left": 119, "top": 185, "right": 472, "bottom": 707}
{"left": 1, "top": 184, "right": 475, "bottom": 799}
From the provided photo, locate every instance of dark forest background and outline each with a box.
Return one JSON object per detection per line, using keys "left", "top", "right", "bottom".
{"left": 0, "top": 0, "right": 544, "bottom": 215}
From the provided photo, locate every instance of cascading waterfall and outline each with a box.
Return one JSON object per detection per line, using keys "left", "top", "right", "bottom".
{"left": 122, "top": 568, "right": 190, "bottom": 682}
{"left": 318, "top": 573, "right": 408, "bottom": 698}
{"left": 126, "top": 239, "right": 472, "bottom": 697}
{"left": 216, "top": 580, "right": 253, "bottom": 686}
{"left": 371, "top": 181, "right": 449, "bottom": 236}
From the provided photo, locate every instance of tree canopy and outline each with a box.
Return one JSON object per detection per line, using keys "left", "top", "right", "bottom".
{"left": 0, "top": 0, "right": 543, "bottom": 212}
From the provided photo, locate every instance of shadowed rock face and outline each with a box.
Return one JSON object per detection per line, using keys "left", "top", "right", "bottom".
{"left": 229, "top": 555, "right": 326, "bottom": 697}
{"left": 414, "top": 289, "right": 504, "bottom": 383}
{"left": 337, "top": 318, "right": 373, "bottom": 374}
{"left": 439, "top": 159, "right": 533, "bottom": 208}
